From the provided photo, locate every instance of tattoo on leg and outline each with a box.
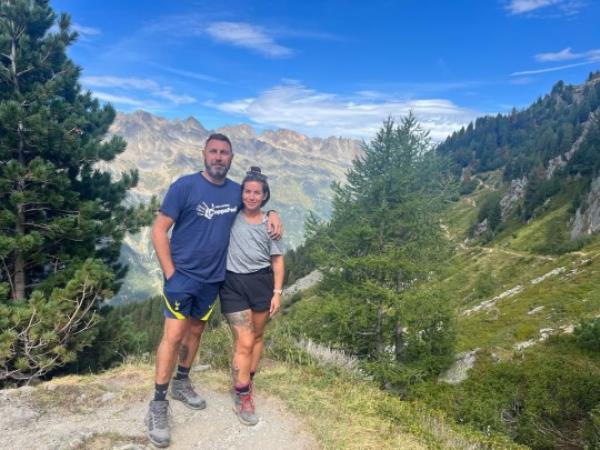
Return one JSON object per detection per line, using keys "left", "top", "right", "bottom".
{"left": 231, "top": 362, "right": 240, "bottom": 385}
{"left": 179, "top": 344, "right": 189, "bottom": 363}
{"left": 225, "top": 310, "right": 254, "bottom": 331}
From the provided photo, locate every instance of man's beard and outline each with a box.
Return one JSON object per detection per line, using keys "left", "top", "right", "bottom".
{"left": 204, "top": 160, "right": 231, "bottom": 180}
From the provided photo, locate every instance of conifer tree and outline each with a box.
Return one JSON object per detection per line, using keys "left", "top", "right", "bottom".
{"left": 0, "top": 0, "right": 152, "bottom": 383}
{"left": 294, "top": 115, "right": 456, "bottom": 382}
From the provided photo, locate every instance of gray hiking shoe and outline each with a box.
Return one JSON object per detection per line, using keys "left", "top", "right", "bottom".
{"left": 171, "top": 378, "right": 206, "bottom": 410}
{"left": 233, "top": 392, "right": 259, "bottom": 426}
{"left": 145, "top": 400, "right": 170, "bottom": 448}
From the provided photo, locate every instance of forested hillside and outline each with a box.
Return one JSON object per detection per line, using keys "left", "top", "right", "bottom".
{"left": 284, "top": 75, "right": 600, "bottom": 449}
{"left": 439, "top": 73, "right": 600, "bottom": 180}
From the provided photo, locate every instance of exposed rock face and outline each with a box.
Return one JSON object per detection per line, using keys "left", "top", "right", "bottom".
{"left": 439, "top": 349, "right": 480, "bottom": 384}
{"left": 546, "top": 111, "right": 598, "bottom": 179}
{"left": 283, "top": 270, "right": 323, "bottom": 298}
{"left": 104, "top": 111, "right": 361, "bottom": 303}
{"left": 571, "top": 175, "right": 600, "bottom": 239}
{"left": 471, "top": 218, "right": 488, "bottom": 238}
{"left": 500, "top": 177, "right": 527, "bottom": 218}
{"left": 462, "top": 285, "right": 524, "bottom": 316}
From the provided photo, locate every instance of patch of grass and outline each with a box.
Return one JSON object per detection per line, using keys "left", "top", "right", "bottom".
{"left": 456, "top": 249, "right": 600, "bottom": 351}
{"left": 31, "top": 364, "right": 152, "bottom": 414}
{"left": 506, "top": 204, "right": 567, "bottom": 253}
{"left": 261, "top": 363, "right": 521, "bottom": 449}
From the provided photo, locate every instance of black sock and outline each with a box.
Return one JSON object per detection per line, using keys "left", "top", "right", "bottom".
{"left": 174, "top": 365, "right": 190, "bottom": 380}
{"left": 235, "top": 383, "right": 251, "bottom": 395}
{"left": 154, "top": 383, "right": 169, "bottom": 401}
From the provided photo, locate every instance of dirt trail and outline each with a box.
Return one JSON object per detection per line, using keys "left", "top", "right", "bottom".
{"left": 0, "top": 366, "right": 318, "bottom": 450}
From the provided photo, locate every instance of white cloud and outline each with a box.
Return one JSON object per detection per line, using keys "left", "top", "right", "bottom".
{"left": 82, "top": 76, "right": 196, "bottom": 105}
{"left": 511, "top": 60, "right": 597, "bottom": 76}
{"left": 92, "top": 92, "right": 145, "bottom": 106}
{"left": 72, "top": 23, "right": 101, "bottom": 38}
{"left": 505, "top": 0, "right": 584, "bottom": 15}
{"left": 208, "top": 82, "right": 479, "bottom": 141}
{"left": 535, "top": 47, "right": 580, "bottom": 62}
{"left": 160, "top": 66, "right": 224, "bottom": 84}
{"left": 205, "top": 22, "right": 292, "bottom": 58}
{"left": 506, "top": 0, "right": 561, "bottom": 14}
{"left": 514, "top": 47, "right": 600, "bottom": 76}
{"left": 535, "top": 47, "right": 600, "bottom": 62}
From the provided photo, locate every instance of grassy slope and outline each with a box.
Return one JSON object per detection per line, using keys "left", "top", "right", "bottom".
{"left": 439, "top": 178, "right": 600, "bottom": 355}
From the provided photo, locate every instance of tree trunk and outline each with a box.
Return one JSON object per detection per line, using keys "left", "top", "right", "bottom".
{"left": 395, "top": 319, "right": 404, "bottom": 362}
{"left": 13, "top": 121, "right": 26, "bottom": 301}
{"left": 375, "top": 299, "right": 384, "bottom": 354}
{"left": 10, "top": 26, "right": 20, "bottom": 94}
{"left": 13, "top": 190, "right": 26, "bottom": 300}
{"left": 395, "top": 270, "right": 404, "bottom": 362}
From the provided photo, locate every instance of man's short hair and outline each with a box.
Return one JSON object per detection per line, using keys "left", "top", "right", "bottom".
{"left": 205, "top": 133, "right": 232, "bottom": 152}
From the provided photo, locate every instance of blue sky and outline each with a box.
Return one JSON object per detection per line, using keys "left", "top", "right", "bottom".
{"left": 52, "top": 0, "right": 600, "bottom": 141}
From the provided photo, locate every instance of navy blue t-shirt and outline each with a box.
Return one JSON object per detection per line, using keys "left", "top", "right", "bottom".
{"left": 160, "top": 173, "right": 241, "bottom": 283}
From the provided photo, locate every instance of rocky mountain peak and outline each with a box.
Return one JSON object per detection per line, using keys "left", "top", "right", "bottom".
{"left": 258, "top": 129, "right": 361, "bottom": 162}
{"left": 259, "top": 129, "right": 309, "bottom": 147}
{"left": 182, "top": 116, "right": 207, "bottom": 133}
{"left": 216, "top": 123, "right": 256, "bottom": 140}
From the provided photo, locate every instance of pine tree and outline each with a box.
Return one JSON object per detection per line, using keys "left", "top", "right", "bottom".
{"left": 0, "top": 0, "right": 153, "bottom": 383}
{"left": 294, "top": 116, "right": 456, "bottom": 381}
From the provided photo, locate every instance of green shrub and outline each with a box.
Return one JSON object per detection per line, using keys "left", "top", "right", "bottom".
{"left": 117, "top": 296, "right": 165, "bottom": 353}
{"left": 58, "top": 305, "right": 146, "bottom": 374}
{"left": 412, "top": 341, "right": 600, "bottom": 449}
{"left": 459, "top": 179, "right": 478, "bottom": 195}
{"left": 533, "top": 213, "right": 593, "bottom": 255}
{"left": 473, "top": 271, "right": 499, "bottom": 299}
{"left": 478, "top": 192, "right": 502, "bottom": 231}
{"left": 197, "top": 321, "right": 232, "bottom": 370}
{"left": 265, "top": 321, "right": 318, "bottom": 368}
{"left": 583, "top": 405, "right": 600, "bottom": 449}
{"left": 575, "top": 318, "right": 600, "bottom": 352}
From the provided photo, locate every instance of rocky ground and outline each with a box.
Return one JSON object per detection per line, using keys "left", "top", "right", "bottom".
{"left": 0, "top": 365, "right": 318, "bottom": 450}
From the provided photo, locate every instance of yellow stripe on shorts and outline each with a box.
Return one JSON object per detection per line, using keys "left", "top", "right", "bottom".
{"left": 200, "top": 302, "right": 216, "bottom": 322}
{"left": 162, "top": 293, "right": 185, "bottom": 320}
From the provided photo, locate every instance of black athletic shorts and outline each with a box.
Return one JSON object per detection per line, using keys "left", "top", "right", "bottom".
{"left": 219, "top": 266, "right": 274, "bottom": 314}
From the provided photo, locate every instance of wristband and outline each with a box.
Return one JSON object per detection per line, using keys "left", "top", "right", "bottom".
{"left": 273, "top": 289, "right": 283, "bottom": 294}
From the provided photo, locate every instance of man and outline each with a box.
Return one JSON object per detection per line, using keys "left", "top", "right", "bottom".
{"left": 145, "top": 133, "right": 281, "bottom": 448}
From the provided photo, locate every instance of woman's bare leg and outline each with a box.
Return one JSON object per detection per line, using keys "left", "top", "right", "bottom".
{"left": 250, "top": 310, "right": 270, "bottom": 375}
{"left": 225, "top": 309, "right": 255, "bottom": 386}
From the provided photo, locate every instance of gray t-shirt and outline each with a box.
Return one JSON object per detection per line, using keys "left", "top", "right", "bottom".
{"left": 226, "top": 212, "right": 284, "bottom": 274}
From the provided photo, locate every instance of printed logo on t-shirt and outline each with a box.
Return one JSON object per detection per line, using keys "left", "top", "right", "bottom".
{"left": 196, "top": 201, "right": 238, "bottom": 220}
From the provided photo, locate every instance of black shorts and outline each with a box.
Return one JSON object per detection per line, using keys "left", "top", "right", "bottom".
{"left": 219, "top": 267, "right": 274, "bottom": 314}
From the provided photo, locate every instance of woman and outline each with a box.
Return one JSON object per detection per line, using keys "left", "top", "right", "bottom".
{"left": 219, "top": 166, "right": 285, "bottom": 426}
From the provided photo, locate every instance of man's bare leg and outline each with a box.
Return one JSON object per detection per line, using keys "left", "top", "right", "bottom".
{"left": 168, "top": 317, "right": 208, "bottom": 410}
{"left": 178, "top": 317, "right": 206, "bottom": 369}
{"left": 155, "top": 318, "right": 189, "bottom": 384}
